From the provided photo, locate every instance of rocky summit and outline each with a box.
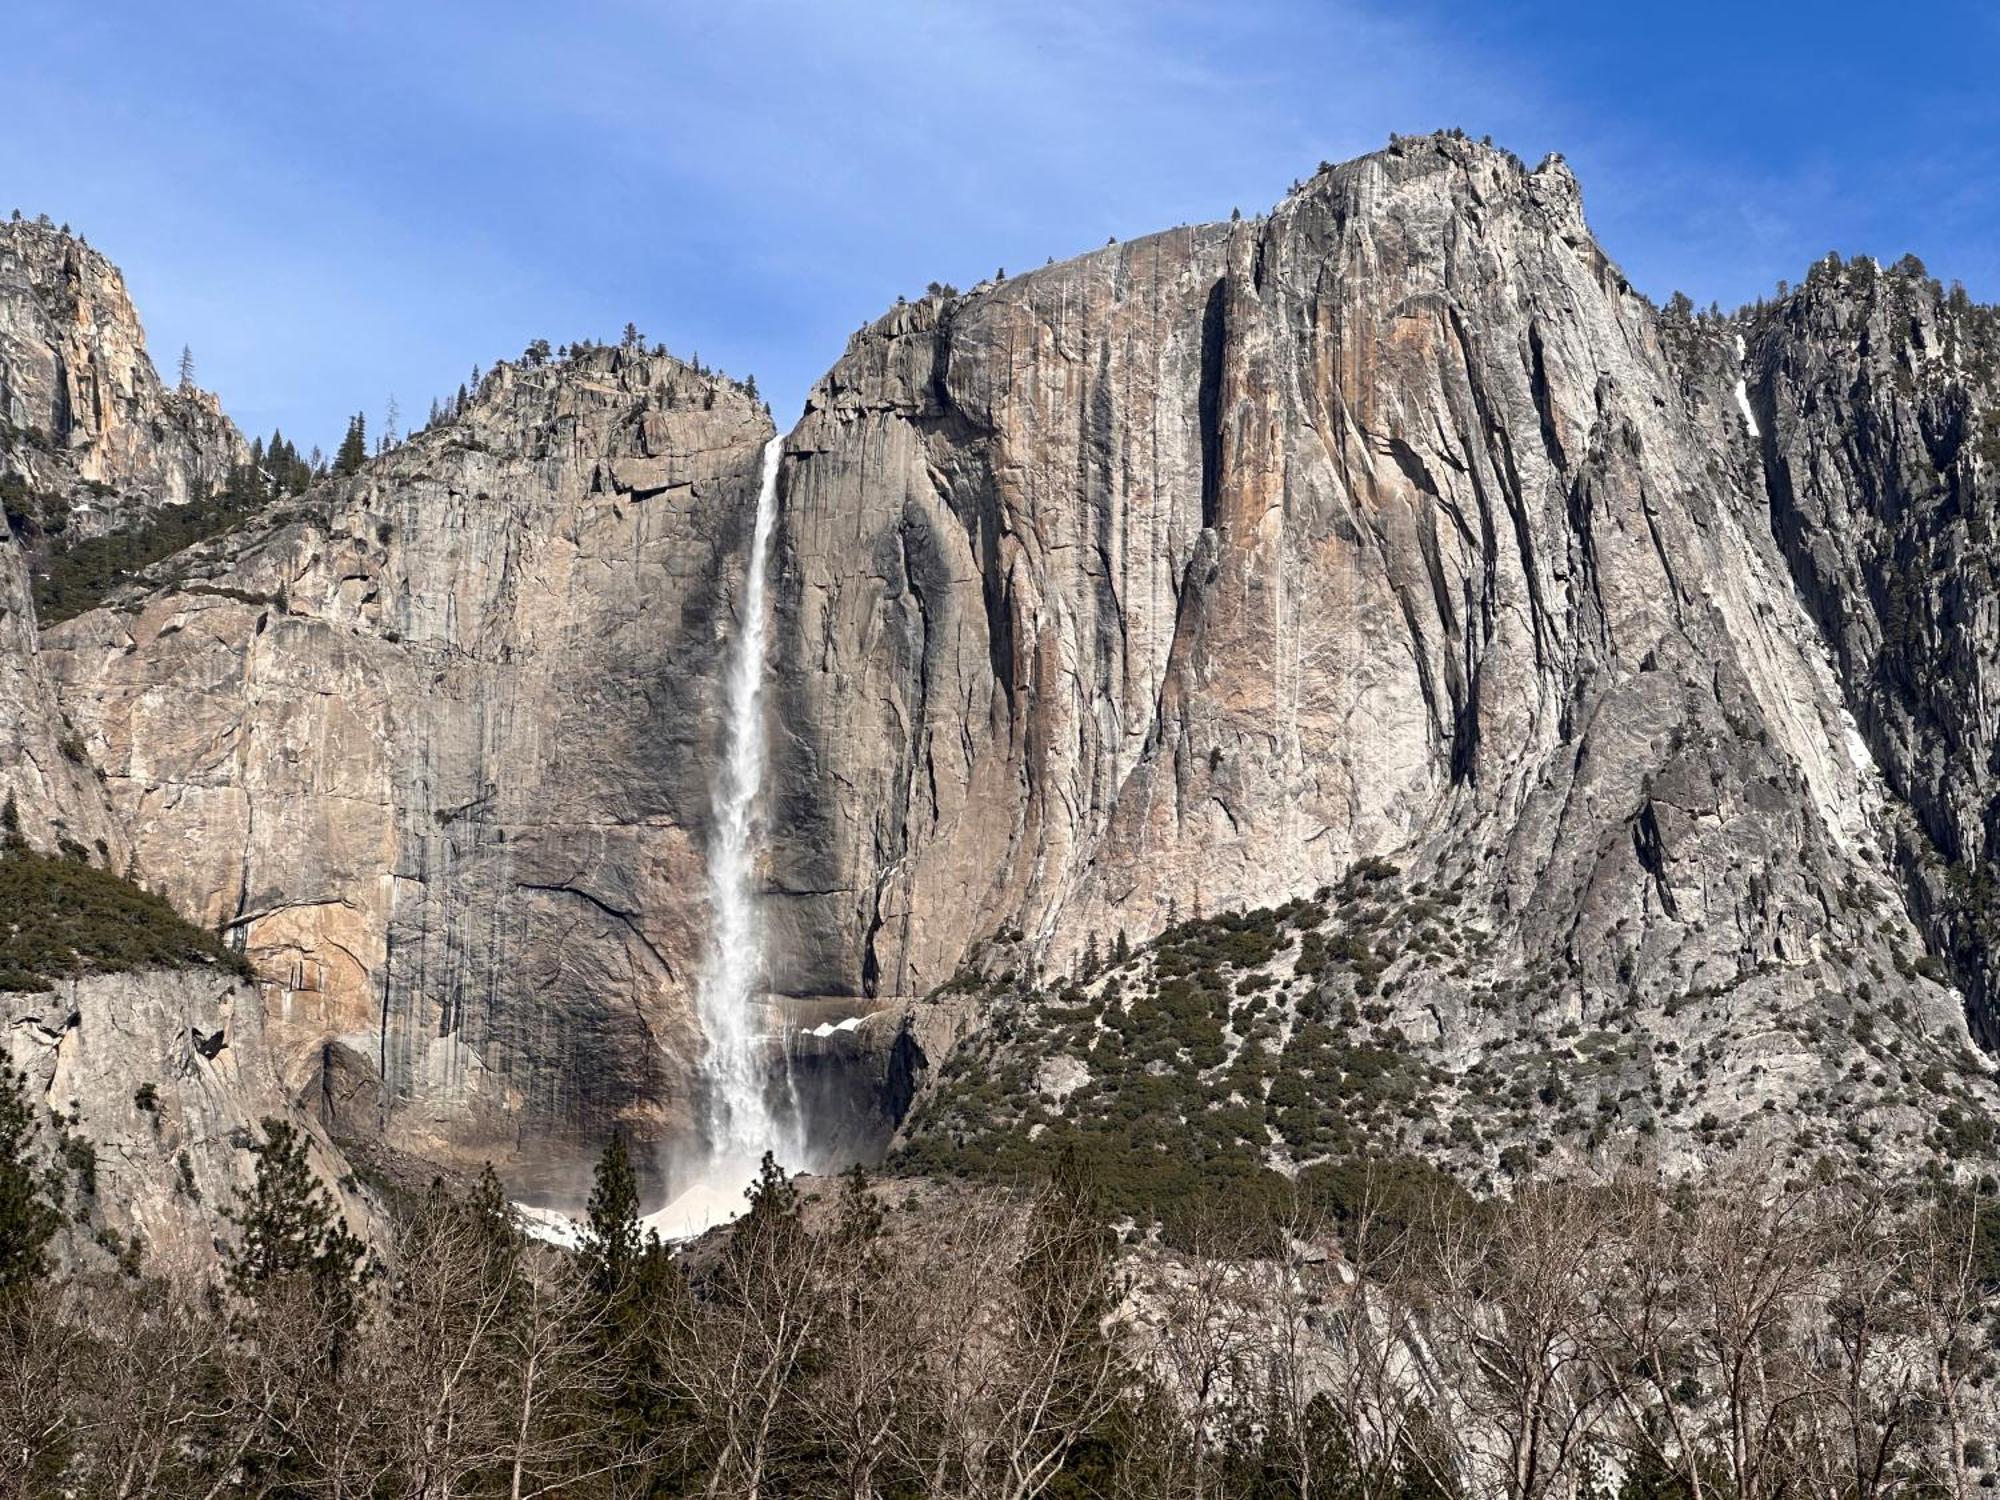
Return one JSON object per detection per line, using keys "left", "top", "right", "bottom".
{"left": 6, "top": 132, "right": 2000, "bottom": 1246}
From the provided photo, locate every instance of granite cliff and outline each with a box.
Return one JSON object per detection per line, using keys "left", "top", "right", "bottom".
{"left": 7, "top": 135, "right": 2000, "bottom": 1231}
{"left": 1, "top": 218, "right": 243, "bottom": 856}
{"left": 770, "top": 134, "right": 2000, "bottom": 1181}
{"left": 43, "top": 344, "right": 773, "bottom": 1190}
{"left": 0, "top": 215, "right": 241, "bottom": 538}
{"left": 2, "top": 221, "right": 353, "bottom": 1270}
{"left": 6, "top": 966, "right": 374, "bottom": 1277}
{"left": 1743, "top": 261, "right": 2000, "bottom": 1043}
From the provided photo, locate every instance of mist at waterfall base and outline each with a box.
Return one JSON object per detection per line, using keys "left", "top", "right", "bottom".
{"left": 651, "top": 436, "right": 804, "bottom": 1241}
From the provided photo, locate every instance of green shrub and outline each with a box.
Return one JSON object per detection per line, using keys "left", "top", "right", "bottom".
{"left": 0, "top": 842, "right": 251, "bottom": 989}
{"left": 1295, "top": 1153, "right": 1469, "bottom": 1254}
{"left": 32, "top": 485, "right": 269, "bottom": 624}
{"left": 60, "top": 1132, "right": 98, "bottom": 1197}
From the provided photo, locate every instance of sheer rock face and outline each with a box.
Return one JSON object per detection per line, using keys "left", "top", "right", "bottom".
{"left": 773, "top": 137, "right": 1885, "bottom": 992}
{"left": 771, "top": 134, "right": 1996, "bottom": 1160}
{"left": 1745, "top": 263, "right": 2000, "bottom": 1041}
{"left": 7, "top": 969, "right": 374, "bottom": 1277}
{"left": 0, "top": 218, "right": 241, "bottom": 536}
{"left": 767, "top": 226, "right": 1233, "bottom": 1001}
{"left": 44, "top": 350, "right": 773, "bottom": 1186}
{"left": 0, "top": 533, "right": 122, "bottom": 854}
{"left": 0, "top": 220, "right": 239, "bottom": 857}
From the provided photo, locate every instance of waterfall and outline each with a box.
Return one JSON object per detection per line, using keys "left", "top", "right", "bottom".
{"left": 690, "top": 435, "right": 793, "bottom": 1179}
{"left": 653, "top": 437, "right": 793, "bottom": 1235}
{"left": 545, "top": 437, "right": 796, "bottom": 1245}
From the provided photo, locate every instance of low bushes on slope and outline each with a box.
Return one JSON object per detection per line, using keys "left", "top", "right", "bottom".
{"left": 0, "top": 807, "right": 250, "bottom": 990}
{"left": 28, "top": 484, "right": 269, "bottom": 625}
{"left": 893, "top": 877, "right": 1470, "bottom": 1237}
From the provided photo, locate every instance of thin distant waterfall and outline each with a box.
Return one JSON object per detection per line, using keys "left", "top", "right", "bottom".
{"left": 693, "top": 435, "right": 792, "bottom": 1173}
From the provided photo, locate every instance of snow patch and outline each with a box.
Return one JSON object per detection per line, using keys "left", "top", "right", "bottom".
{"left": 645, "top": 1177, "right": 749, "bottom": 1240}
{"left": 805, "top": 1015, "right": 864, "bottom": 1038}
{"left": 515, "top": 1162, "right": 763, "bottom": 1249}
{"left": 513, "top": 1202, "right": 585, "bottom": 1250}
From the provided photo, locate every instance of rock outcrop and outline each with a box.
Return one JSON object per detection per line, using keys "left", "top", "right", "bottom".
{"left": 1, "top": 221, "right": 353, "bottom": 1273}
{"left": 43, "top": 348, "right": 773, "bottom": 1188}
{"left": 0, "top": 532, "right": 123, "bottom": 856}
{"left": 1744, "top": 259, "right": 2000, "bottom": 1041}
{"left": 1, "top": 218, "right": 241, "bottom": 860}
{"left": 0, "top": 216, "right": 241, "bottom": 537}
{"left": 7, "top": 968, "right": 374, "bottom": 1277}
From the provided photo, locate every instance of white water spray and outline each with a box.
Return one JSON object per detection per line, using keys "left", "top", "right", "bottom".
{"left": 688, "top": 435, "right": 793, "bottom": 1184}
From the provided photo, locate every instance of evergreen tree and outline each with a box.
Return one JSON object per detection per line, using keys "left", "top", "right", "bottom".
{"left": 269, "top": 427, "right": 306, "bottom": 494}
{"left": 220, "top": 1121, "right": 366, "bottom": 1498}
{"left": 1018, "top": 1142, "right": 1124, "bottom": 1492}
{"left": 225, "top": 1116, "right": 365, "bottom": 1305}
{"left": 718, "top": 1150, "right": 810, "bottom": 1311}
{"left": 579, "top": 1133, "right": 687, "bottom": 1488}
{"left": 739, "top": 1150, "right": 800, "bottom": 1240}
{"left": 1022, "top": 1144, "right": 1112, "bottom": 1323}
{"left": 176, "top": 344, "right": 195, "bottom": 390}
{"left": 582, "top": 1132, "right": 643, "bottom": 1300}
{"left": 0, "top": 1069, "right": 57, "bottom": 1300}
{"left": 334, "top": 413, "right": 368, "bottom": 476}
{"left": 582, "top": 1133, "right": 683, "bottom": 1350}
{"left": 466, "top": 1161, "right": 512, "bottom": 1238}
{"left": 832, "top": 1161, "right": 882, "bottom": 1251}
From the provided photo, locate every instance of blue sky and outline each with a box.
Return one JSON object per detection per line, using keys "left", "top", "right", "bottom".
{"left": 5, "top": 0, "right": 1995, "bottom": 452}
